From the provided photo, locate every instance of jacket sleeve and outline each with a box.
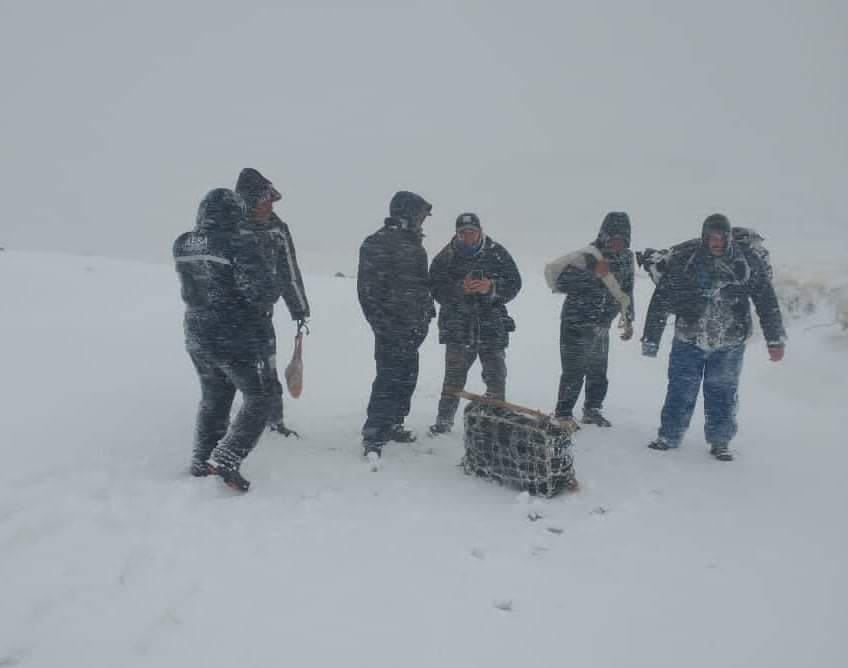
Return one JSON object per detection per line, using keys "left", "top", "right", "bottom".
{"left": 748, "top": 254, "right": 786, "bottom": 346}
{"left": 357, "top": 237, "right": 392, "bottom": 335}
{"left": 623, "top": 251, "right": 636, "bottom": 322}
{"left": 231, "top": 235, "right": 279, "bottom": 314}
{"left": 641, "top": 276, "right": 673, "bottom": 347}
{"left": 488, "top": 247, "right": 521, "bottom": 305}
{"left": 275, "top": 221, "right": 310, "bottom": 321}
{"left": 429, "top": 247, "right": 462, "bottom": 306}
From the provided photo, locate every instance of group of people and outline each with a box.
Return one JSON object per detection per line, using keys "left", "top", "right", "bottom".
{"left": 174, "top": 174, "right": 787, "bottom": 492}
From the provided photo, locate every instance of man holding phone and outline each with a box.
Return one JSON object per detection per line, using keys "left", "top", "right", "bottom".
{"left": 428, "top": 213, "right": 522, "bottom": 435}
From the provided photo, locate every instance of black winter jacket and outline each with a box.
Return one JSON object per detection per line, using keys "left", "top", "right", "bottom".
{"left": 429, "top": 236, "right": 522, "bottom": 348}
{"left": 239, "top": 213, "right": 310, "bottom": 322}
{"left": 642, "top": 243, "right": 786, "bottom": 350}
{"left": 358, "top": 218, "right": 435, "bottom": 344}
{"left": 174, "top": 189, "right": 279, "bottom": 358}
{"left": 555, "top": 248, "right": 635, "bottom": 328}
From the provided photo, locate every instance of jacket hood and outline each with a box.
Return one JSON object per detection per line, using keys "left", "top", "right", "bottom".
{"left": 236, "top": 167, "right": 282, "bottom": 211}
{"left": 389, "top": 190, "right": 432, "bottom": 227}
{"left": 701, "top": 213, "right": 733, "bottom": 254}
{"left": 596, "top": 211, "right": 631, "bottom": 248}
{"left": 195, "top": 188, "right": 245, "bottom": 233}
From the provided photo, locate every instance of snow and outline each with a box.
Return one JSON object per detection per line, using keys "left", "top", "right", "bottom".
{"left": 1, "top": 250, "right": 846, "bottom": 667}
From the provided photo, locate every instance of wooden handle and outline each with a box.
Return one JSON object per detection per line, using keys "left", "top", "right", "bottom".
{"left": 444, "top": 387, "right": 550, "bottom": 420}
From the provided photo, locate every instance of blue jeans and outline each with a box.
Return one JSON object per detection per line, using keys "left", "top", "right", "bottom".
{"left": 658, "top": 338, "right": 745, "bottom": 447}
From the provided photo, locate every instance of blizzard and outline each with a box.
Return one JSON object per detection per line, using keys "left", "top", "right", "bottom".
{"left": 1, "top": 249, "right": 845, "bottom": 667}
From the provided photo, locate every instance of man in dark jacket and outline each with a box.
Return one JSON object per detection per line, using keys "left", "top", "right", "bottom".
{"left": 235, "top": 168, "right": 310, "bottom": 437}
{"left": 641, "top": 213, "right": 786, "bottom": 461}
{"left": 358, "top": 190, "right": 436, "bottom": 456}
{"left": 545, "top": 212, "right": 636, "bottom": 428}
{"left": 428, "top": 213, "right": 522, "bottom": 435}
{"left": 173, "top": 188, "right": 279, "bottom": 491}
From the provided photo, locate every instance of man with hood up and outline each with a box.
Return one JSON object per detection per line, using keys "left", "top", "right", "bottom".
{"left": 544, "top": 212, "right": 636, "bottom": 429}
{"left": 428, "top": 212, "right": 522, "bottom": 435}
{"left": 173, "top": 188, "right": 279, "bottom": 492}
{"left": 641, "top": 213, "right": 786, "bottom": 461}
{"left": 235, "top": 167, "right": 310, "bottom": 437}
{"left": 358, "top": 190, "right": 436, "bottom": 457}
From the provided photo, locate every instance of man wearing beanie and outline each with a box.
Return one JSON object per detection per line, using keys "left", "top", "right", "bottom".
{"left": 544, "top": 212, "right": 636, "bottom": 429}
{"left": 428, "top": 213, "right": 522, "bottom": 435}
{"left": 641, "top": 213, "right": 786, "bottom": 461}
{"left": 357, "top": 190, "right": 436, "bottom": 457}
{"left": 235, "top": 167, "right": 310, "bottom": 438}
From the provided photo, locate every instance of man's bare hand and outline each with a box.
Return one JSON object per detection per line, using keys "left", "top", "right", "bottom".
{"left": 594, "top": 259, "right": 610, "bottom": 278}
{"left": 463, "top": 276, "right": 492, "bottom": 295}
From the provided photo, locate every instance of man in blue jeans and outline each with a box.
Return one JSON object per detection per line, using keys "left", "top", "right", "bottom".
{"left": 641, "top": 214, "right": 786, "bottom": 461}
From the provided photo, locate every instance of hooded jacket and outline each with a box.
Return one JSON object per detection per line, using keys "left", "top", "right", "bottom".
{"left": 235, "top": 168, "right": 311, "bottom": 322}
{"left": 551, "top": 212, "right": 636, "bottom": 328}
{"left": 358, "top": 192, "right": 435, "bottom": 343}
{"left": 173, "top": 188, "right": 279, "bottom": 357}
{"left": 642, "top": 215, "right": 786, "bottom": 350}
{"left": 429, "top": 234, "right": 522, "bottom": 347}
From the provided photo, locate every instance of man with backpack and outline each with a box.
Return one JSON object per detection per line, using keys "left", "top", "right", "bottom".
{"left": 640, "top": 214, "right": 786, "bottom": 461}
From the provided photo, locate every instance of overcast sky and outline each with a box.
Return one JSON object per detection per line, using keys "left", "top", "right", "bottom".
{"left": 1, "top": 0, "right": 845, "bottom": 270}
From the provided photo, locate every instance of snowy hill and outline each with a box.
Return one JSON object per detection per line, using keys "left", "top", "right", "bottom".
{"left": 1, "top": 250, "right": 846, "bottom": 668}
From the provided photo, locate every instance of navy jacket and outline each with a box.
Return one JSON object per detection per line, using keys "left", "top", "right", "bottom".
{"left": 429, "top": 235, "right": 522, "bottom": 348}
{"left": 642, "top": 243, "right": 785, "bottom": 350}
{"left": 358, "top": 218, "right": 435, "bottom": 344}
{"left": 174, "top": 189, "right": 279, "bottom": 358}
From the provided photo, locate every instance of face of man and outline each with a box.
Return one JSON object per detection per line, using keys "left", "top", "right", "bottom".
{"left": 457, "top": 228, "right": 481, "bottom": 247}
{"left": 253, "top": 199, "right": 273, "bottom": 222}
{"left": 606, "top": 236, "right": 626, "bottom": 254}
{"left": 706, "top": 232, "right": 726, "bottom": 257}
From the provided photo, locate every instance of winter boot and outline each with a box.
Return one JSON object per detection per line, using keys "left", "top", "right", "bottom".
{"left": 269, "top": 422, "right": 300, "bottom": 438}
{"left": 386, "top": 424, "right": 417, "bottom": 443}
{"left": 212, "top": 464, "right": 251, "bottom": 492}
{"left": 209, "top": 445, "right": 250, "bottom": 492}
{"left": 709, "top": 443, "right": 734, "bottom": 461}
{"left": 190, "top": 458, "right": 216, "bottom": 477}
{"left": 647, "top": 436, "right": 673, "bottom": 451}
{"left": 362, "top": 438, "right": 385, "bottom": 458}
{"left": 582, "top": 408, "right": 612, "bottom": 427}
{"left": 428, "top": 421, "right": 452, "bottom": 437}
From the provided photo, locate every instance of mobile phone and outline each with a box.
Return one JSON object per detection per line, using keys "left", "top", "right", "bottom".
{"left": 471, "top": 269, "right": 484, "bottom": 280}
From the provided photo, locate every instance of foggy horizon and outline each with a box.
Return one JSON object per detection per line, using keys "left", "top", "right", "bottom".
{"left": 2, "top": 1, "right": 845, "bottom": 269}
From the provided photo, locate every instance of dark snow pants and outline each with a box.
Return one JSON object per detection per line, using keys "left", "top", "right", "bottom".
{"left": 657, "top": 338, "right": 745, "bottom": 447}
{"left": 265, "top": 318, "right": 285, "bottom": 427}
{"left": 435, "top": 342, "right": 506, "bottom": 426}
{"left": 362, "top": 335, "right": 421, "bottom": 441}
{"left": 189, "top": 349, "right": 274, "bottom": 467}
{"left": 555, "top": 323, "right": 610, "bottom": 418}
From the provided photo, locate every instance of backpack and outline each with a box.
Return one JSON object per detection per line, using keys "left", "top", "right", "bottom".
{"left": 636, "top": 227, "right": 772, "bottom": 285}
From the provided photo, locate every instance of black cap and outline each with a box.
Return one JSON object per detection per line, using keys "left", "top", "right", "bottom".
{"left": 455, "top": 212, "right": 481, "bottom": 232}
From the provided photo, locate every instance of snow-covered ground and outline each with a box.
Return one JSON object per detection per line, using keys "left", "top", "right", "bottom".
{"left": 1, "top": 250, "right": 846, "bottom": 668}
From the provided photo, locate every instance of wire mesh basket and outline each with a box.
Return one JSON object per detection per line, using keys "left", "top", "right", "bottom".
{"left": 461, "top": 401, "right": 577, "bottom": 497}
